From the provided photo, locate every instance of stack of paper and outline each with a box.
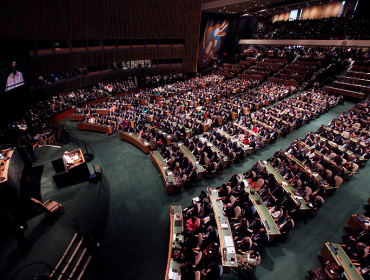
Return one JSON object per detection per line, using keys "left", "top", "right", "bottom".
{"left": 225, "top": 236, "right": 233, "bottom": 247}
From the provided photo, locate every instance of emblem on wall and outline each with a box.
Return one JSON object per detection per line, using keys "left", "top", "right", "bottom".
{"left": 198, "top": 21, "right": 229, "bottom": 68}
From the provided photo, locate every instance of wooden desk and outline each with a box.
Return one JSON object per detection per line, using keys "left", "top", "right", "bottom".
{"left": 77, "top": 122, "right": 113, "bottom": 134}
{"left": 325, "top": 86, "right": 365, "bottom": 99}
{"left": 179, "top": 145, "right": 204, "bottom": 180}
{"left": 299, "top": 141, "right": 351, "bottom": 180}
{"left": 320, "top": 242, "right": 363, "bottom": 280}
{"left": 233, "top": 123, "right": 267, "bottom": 147}
{"left": 238, "top": 176, "right": 280, "bottom": 242}
{"left": 217, "top": 129, "right": 253, "bottom": 157}
{"left": 120, "top": 131, "right": 150, "bottom": 154}
{"left": 92, "top": 108, "right": 109, "bottom": 115}
{"left": 208, "top": 188, "right": 237, "bottom": 274}
{"left": 145, "top": 125, "right": 172, "bottom": 145}
{"left": 150, "top": 151, "right": 177, "bottom": 195}
{"left": 314, "top": 134, "right": 367, "bottom": 167}
{"left": 45, "top": 108, "right": 76, "bottom": 126}
{"left": 280, "top": 150, "right": 333, "bottom": 192}
{"left": 347, "top": 214, "right": 368, "bottom": 232}
{"left": 165, "top": 205, "right": 183, "bottom": 280}
{"left": 70, "top": 114, "right": 86, "bottom": 121}
{"left": 261, "top": 161, "right": 310, "bottom": 211}
{"left": 198, "top": 137, "right": 228, "bottom": 168}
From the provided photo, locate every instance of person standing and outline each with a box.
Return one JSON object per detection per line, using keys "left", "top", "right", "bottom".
{"left": 6, "top": 212, "right": 31, "bottom": 252}
{"left": 62, "top": 125, "right": 70, "bottom": 143}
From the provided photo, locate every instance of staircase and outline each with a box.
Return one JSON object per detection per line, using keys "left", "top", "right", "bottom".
{"left": 50, "top": 233, "right": 93, "bottom": 280}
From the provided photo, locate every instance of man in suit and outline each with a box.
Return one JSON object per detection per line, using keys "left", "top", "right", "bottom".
{"left": 251, "top": 228, "right": 268, "bottom": 251}
{"left": 277, "top": 214, "right": 293, "bottom": 235}
{"left": 343, "top": 226, "right": 370, "bottom": 245}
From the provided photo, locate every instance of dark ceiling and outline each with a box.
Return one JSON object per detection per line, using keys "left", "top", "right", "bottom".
{"left": 202, "top": 0, "right": 336, "bottom": 16}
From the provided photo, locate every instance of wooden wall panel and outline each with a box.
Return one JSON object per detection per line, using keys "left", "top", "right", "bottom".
{"left": 1, "top": 0, "right": 201, "bottom": 95}
{"left": 0, "top": 0, "right": 201, "bottom": 40}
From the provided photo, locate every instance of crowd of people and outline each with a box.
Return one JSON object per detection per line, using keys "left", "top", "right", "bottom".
{"left": 251, "top": 18, "right": 370, "bottom": 40}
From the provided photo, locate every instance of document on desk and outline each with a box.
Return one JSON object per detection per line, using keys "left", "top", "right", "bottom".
{"left": 225, "top": 236, "right": 233, "bottom": 247}
{"left": 227, "top": 247, "right": 235, "bottom": 254}
{"left": 221, "top": 223, "right": 228, "bottom": 229}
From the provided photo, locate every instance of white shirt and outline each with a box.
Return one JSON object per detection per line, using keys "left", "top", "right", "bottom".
{"left": 6, "top": 71, "right": 24, "bottom": 91}
{"left": 62, "top": 154, "right": 73, "bottom": 172}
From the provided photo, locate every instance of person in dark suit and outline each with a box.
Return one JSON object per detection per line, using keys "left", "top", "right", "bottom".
{"left": 185, "top": 168, "right": 197, "bottom": 187}
{"left": 180, "top": 261, "right": 195, "bottom": 280}
{"left": 277, "top": 214, "right": 293, "bottom": 235}
{"left": 343, "top": 226, "right": 370, "bottom": 245}
{"left": 5, "top": 212, "right": 31, "bottom": 252}
{"left": 251, "top": 228, "right": 268, "bottom": 251}
{"left": 202, "top": 225, "right": 217, "bottom": 246}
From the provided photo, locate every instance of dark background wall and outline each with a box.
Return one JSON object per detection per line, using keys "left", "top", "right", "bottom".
{"left": 0, "top": 0, "right": 201, "bottom": 99}
{"left": 353, "top": 0, "right": 370, "bottom": 18}
{"left": 231, "top": 16, "right": 260, "bottom": 55}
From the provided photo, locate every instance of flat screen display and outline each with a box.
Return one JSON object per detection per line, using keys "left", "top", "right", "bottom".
{"left": 0, "top": 41, "right": 29, "bottom": 93}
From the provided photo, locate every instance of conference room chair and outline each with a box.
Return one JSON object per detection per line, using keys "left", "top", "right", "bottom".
{"left": 326, "top": 169, "right": 333, "bottom": 178}
{"left": 209, "top": 162, "right": 217, "bottom": 179}
{"left": 334, "top": 176, "right": 343, "bottom": 188}
{"left": 194, "top": 251, "right": 202, "bottom": 267}
{"left": 351, "top": 163, "right": 359, "bottom": 174}
{"left": 30, "top": 198, "right": 65, "bottom": 219}
{"left": 230, "top": 195, "right": 236, "bottom": 206}
{"left": 218, "top": 264, "right": 223, "bottom": 278}
{"left": 349, "top": 248, "right": 368, "bottom": 265}
{"left": 227, "top": 152, "right": 236, "bottom": 167}
{"left": 251, "top": 171, "right": 257, "bottom": 179}
{"left": 195, "top": 270, "right": 201, "bottom": 280}
{"left": 316, "top": 164, "right": 323, "bottom": 171}
{"left": 226, "top": 185, "right": 232, "bottom": 196}
{"left": 203, "top": 157, "right": 210, "bottom": 168}
{"left": 255, "top": 178, "right": 264, "bottom": 190}
{"left": 342, "top": 131, "right": 350, "bottom": 138}
{"left": 277, "top": 158, "right": 281, "bottom": 165}
{"left": 232, "top": 206, "right": 242, "bottom": 220}
{"left": 193, "top": 234, "right": 203, "bottom": 252}
{"left": 353, "top": 123, "right": 361, "bottom": 129}
{"left": 305, "top": 187, "right": 312, "bottom": 199}
{"left": 297, "top": 179, "right": 302, "bottom": 188}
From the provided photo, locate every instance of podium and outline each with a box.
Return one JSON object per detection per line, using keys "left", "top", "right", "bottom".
{"left": 68, "top": 149, "right": 90, "bottom": 185}
{"left": 54, "top": 148, "right": 90, "bottom": 188}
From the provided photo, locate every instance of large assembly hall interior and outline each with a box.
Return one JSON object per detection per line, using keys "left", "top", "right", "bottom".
{"left": 1, "top": 0, "right": 370, "bottom": 280}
